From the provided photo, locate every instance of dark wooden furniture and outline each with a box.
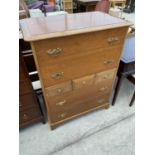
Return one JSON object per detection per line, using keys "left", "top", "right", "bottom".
{"left": 77, "top": 0, "right": 99, "bottom": 12}
{"left": 127, "top": 74, "right": 135, "bottom": 106}
{"left": 19, "top": 36, "right": 46, "bottom": 128}
{"left": 20, "top": 12, "right": 131, "bottom": 129}
{"left": 77, "top": 0, "right": 126, "bottom": 12}
{"left": 112, "top": 31, "right": 135, "bottom": 106}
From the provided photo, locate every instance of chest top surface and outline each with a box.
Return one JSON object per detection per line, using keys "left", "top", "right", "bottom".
{"left": 20, "top": 11, "right": 132, "bottom": 41}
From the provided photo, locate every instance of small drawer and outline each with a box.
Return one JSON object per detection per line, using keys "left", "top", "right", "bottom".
{"left": 19, "top": 108, "right": 41, "bottom": 123}
{"left": 72, "top": 74, "right": 95, "bottom": 90}
{"left": 95, "top": 68, "right": 116, "bottom": 84}
{"left": 45, "top": 81, "right": 72, "bottom": 97}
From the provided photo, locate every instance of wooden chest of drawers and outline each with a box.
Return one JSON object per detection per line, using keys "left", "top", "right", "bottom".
{"left": 20, "top": 12, "right": 131, "bottom": 129}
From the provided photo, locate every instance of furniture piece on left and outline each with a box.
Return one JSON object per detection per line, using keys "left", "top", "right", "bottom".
{"left": 19, "top": 35, "right": 46, "bottom": 128}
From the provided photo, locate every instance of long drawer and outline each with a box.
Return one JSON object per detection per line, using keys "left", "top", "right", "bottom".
{"left": 33, "top": 27, "right": 127, "bottom": 66}
{"left": 49, "top": 93, "right": 109, "bottom": 123}
{"left": 39, "top": 48, "right": 119, "bottom": 87}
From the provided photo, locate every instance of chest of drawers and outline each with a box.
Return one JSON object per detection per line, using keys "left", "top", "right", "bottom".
{"left": 19, "top": 52, "right": 44, "bottom": 128}
{"left": 20, "top": 12, "right": 131, "bottom": 129}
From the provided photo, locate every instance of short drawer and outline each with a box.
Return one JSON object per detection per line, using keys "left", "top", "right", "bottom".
{"left": 72, "top": 74, "right": 95, "bottom": 90}
{"left": 49, "top": 93, "right": 109, "bottom": 123}
{"left": 19, "top": 80, "right": 33, "bottom": 95}
{"left": 19, "top": 93, "right": 38, "bottom": 110}
{"left": 45, "top": 81, "right": 72, "bottom": 97}
{"left": 95, "top": 68, "right": 117, "bottom": 84}
{"left": 19, "top": 108, "right": 41, "bottom": 124}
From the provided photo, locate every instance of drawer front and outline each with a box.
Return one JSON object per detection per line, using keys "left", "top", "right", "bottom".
{"left": 39, "top": 48, "right": 120, "bottom": 87}
{"left": 19, "top": 108, "right": 41, "bottom": 124}
{"left": 19, "top": 80, "right": 33, "bottom": 95}
{"left": 33, "top": 27, "right": 127, "bottom": 66}
{"left": 45, "top": 81, "right": 72, "bottom": 97}
{"left": 95, "top": 68, "right": 117, "bottom": 84}
{"left": 72, "top": 74, "right": 95, "bottom": 90}
{"left": 47, "top": 81, "right": 112, "bottom": 110}
{"left": 19, "top": 93, "right": 38, "bottom": 110}
{"left": 49, "top": 94, "right": 109, "bottom": 123}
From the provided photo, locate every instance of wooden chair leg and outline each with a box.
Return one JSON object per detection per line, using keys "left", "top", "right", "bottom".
{"left": 129, "top": 91, "right": 135, "bottom": 107}
{"left": 112, "top": 75, "right": 122, "bottom": 106}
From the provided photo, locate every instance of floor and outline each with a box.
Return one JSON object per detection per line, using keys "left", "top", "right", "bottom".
{"left": 20, "top": 77, "right": 135, "bottom": 155}
{"left": 19, "top": 12, "right": 135, "bottom": 155}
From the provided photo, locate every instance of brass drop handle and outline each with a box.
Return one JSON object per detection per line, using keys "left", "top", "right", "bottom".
{"left": 97, "top": 99, "right": 104, "bottom": 104}
{"left": 82, "top": 81, "right": 86, "bottom": 85}
{"left": 103, "top": 75, "right": 110, "bottom": 79}
{"left": 57, "top": 88, "right": 63, "bottom": 93}
{"left": 23, "top": 114, "right": 28, "bottom": 120}
{"left": 47, "top": 48, "right": 62, "bottom": 57}
{"left": 104, "top": 60, "right": 114, "bottom": 65}
{"left": 58, "top": 113, "right": 67, "bottom": 118}
{"left": 99, "top": 87, "right": 107, "bottom": 92}
{"left": 56, "top": 100, "right": 66, "bottom": 106}
{"left": 107, "top": 37, "right": 119, "bottom": 44}
{"left": 51, "top": 71, "right": 64, "bottom": 80}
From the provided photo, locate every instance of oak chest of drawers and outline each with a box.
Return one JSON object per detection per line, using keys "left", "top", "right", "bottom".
{"left": 20, "top": 11, "right": 131, "bottom": 129}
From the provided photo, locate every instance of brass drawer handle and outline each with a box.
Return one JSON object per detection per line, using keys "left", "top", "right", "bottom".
{"left": 57, "top": 88, "right": 63, "bottom": 93}
{"left": 47, "top": 48, "right": 62, "bottom": 57}
{"left": 97, "top": 99, "right": 105, "bottom": 104}
{"left": 23, "top": 114, "right": 28, "bottom": 120}
{"left": 82, "top": 81, "right": 86, "bottom": 85}
{"left": 99, "top": 87, "right": 108, "bottom": 92}
{"left": 104, "top": 60, "right": 114, "bottom": 65}
{"left": 51, "top": 71, "right": 64, "bottom": 80}
{"left": 107, "top": 37, "right": 119, "bottom": 44}
{"left": 58, "top": 113, "right": 67, "bottom": 118}
{"left": 56, "top": 100, "right": 66, "bottom": 106}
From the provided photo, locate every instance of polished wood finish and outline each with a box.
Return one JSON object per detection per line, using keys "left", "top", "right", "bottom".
{"left": 20, "top": 11, "right": 131, "bottom": 41}
{"left": 20, "top": 12, "right": 131, "bottom": 129}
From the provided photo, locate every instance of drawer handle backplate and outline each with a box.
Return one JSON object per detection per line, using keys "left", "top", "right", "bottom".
{"left": 58, "top": 113, "right": 67, "bottom": 118}
{"left": 51, "top": 72, "right": 64, "bottom": 80}
{"left": 23, "top": 114, "right": 28, "bottom": 120}
{"left": 104, "top": 60, "right": 114, "bottom": 65}
{"left": 56, "top": 100, "right": 66, "bottom": 106}
{"left": 97, "top": 99, "right": 105, "bottom": 104}
{"left": 47, "top": 48, "right": 62, "bottom": 57}
{"left": 99, "top": 87, "right": 108, "bottom": 92}
{"left": 107, "top": 37, "right": 119, "bottom": 44}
